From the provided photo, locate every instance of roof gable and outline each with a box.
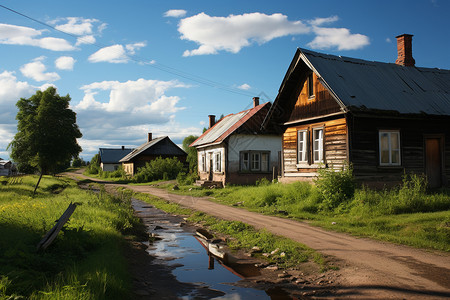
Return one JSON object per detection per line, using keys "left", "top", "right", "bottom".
{"left": 119, "top": 136, "right": 186, "bottom": 162}
{"left": 99, "top": 148, "right": 133, "bottom": 164}
{"left": 264, "top": 48, "right": 450, "bottom": 126}
{"left": 301, "top": 48, "right": 450, "bottom": 115}
{"left": 190, "top": 102, "right": 271, "bottom": 148}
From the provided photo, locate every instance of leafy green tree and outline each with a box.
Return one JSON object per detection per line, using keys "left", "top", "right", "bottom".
{"left": 182, "top": 135, "right": 199, "bottom": 173}
{"left": 8, "top": 87, "right": 82, "bottom": 194}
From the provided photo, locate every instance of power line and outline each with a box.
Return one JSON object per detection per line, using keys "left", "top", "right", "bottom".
{"left": 0, "top": 4, "right": 266, "bottom": 99}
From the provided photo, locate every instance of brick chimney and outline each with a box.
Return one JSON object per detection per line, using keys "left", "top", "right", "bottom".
{"left": 253, "top": 97, "right": 260, "bottom": 108}
{"left": 208, "top": 115, "right": 216, "bottom": 128}
{"left": 395, "top": 34, "right": 415, "bottom": 67}
{"left": 147, "top": 132, "right": 152, "bottom": 142}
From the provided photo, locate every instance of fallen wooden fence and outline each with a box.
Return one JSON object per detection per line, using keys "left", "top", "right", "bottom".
{"left": 36, "top": 202, "right": 78, "bottom": 251}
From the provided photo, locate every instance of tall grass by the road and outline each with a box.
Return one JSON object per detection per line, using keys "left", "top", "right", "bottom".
{"left": 0, "top": 175, "right": 141, "bottom": 299}
{"left": 167, "top": 172, "right": 450, "bottom": 251}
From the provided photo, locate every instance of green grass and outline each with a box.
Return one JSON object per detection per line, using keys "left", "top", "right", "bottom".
{"left": 156, "top": 176, "right": 450, "bottom": 252}
{"left": 0, "top": 175, "right": 142, "bottom": 299}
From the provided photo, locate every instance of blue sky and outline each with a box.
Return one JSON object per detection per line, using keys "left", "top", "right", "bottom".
{"left": 1, "top": 0, "right": 449, "bottom": 161}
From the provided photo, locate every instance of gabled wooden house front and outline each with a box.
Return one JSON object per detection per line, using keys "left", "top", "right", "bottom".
{"left": 119, "top": 133, "right": 187, "bottom": 175}
{"left": 263, "top": 34, "right": 450, "bottom": 188}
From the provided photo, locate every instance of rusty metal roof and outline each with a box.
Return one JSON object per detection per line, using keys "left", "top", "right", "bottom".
{"left": 190, "top": 102, "right": 270, "bottom": 148}
{"left": 300, "top": 48, "right": 450, "bottom": 115}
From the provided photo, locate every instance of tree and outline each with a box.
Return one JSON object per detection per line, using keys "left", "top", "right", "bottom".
{"left": 182, "top": 135, "right": 199, "bottom": 174}
{"left": 8, "top": 87, "right": 82, "bottom": 194}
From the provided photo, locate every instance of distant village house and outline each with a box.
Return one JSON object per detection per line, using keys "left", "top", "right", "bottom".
{"left": 190, "top": 98, "right": 281, "bottom": 187}
{"left": 99, "top": 147, "right": 133, "bottom": 172}
{"left": 119, "top": 133, "right": 187, "bottom": 175}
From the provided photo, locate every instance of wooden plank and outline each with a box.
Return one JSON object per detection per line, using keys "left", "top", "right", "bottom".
{"left": 37, "top": 202, "right": 77, "bottom": 251}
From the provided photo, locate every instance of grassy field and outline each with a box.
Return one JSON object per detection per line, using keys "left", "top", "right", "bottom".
{"left": 155, "top": 175, "right": 450, "bottom": 252}
{"left": 0, "top": 175, "right": 142, "bottom": 300}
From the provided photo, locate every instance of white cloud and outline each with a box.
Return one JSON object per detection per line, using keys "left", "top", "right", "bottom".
{"left": 20, "top": 57, "right": 60, "bottom": 82}
{"left": 54, "top": 17, "right": 98, "bottom": 35}
{"left": 76, "top": 35, "right": 96, "bottom": 46}
{"left": 176, "top": 13, "right": 369, "bottom": 55}
{"left": 73, "top": 78, "right": 191, "bottom": 154}
{"left": 178, "top": 12, "right": 310, "bottom": 56}
{"left": 308, "top": 26, "right": 370, "bottom": 50}
{"left": 309, "top": 16, "right": 339, "bottom": 26}
{"left": 164, "top": 9, "right": 187, "bottom": 18}
{"left": 125, "top": 42, "right": 147, "bottom": 55}
{"left": 88, "top": 44, "right": 128, "bottom": 63}
{"left": 55, "top": 56, "right": 76, "bottom": 70}
{"left": 88, "top": 42, "right": 146, "bottom": 63}
{"left": 0, "top": 23, "right": 75, "bottom": 51}
{"left": 0, "top": 71, "right": 35, "bottom": 110}
{"left": 237, "top": 83, "right": 251, "bottom": 90}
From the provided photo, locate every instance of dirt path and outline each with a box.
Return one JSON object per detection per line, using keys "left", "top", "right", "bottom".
{"left": 66, "top": 171, "right": 450, "bottom": 299}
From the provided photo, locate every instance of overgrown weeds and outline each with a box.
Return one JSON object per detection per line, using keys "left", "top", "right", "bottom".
{"left": 0, "top": 175, "right": 141, "bottom": 299}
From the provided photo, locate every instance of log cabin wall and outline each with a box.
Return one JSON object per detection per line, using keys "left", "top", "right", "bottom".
{"left": 349, "top": 115, "right": 450, "bottom": 187}
{"left": 282, "top": 117, "right": 348, "bottom": 179}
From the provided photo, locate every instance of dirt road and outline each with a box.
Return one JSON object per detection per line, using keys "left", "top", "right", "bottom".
{"left": 67, "top": 171, "right": 450, "bottom": 299}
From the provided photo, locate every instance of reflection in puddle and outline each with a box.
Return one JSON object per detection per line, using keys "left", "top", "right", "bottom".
{"left": 134, "top": 199, "right": 292, "bottom": 299}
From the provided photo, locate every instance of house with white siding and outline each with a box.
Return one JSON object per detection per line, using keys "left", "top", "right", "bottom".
{"left": 190, "top": 97, "right": 281, "bottom": 187}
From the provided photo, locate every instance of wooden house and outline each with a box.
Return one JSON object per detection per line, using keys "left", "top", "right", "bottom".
{"left": 119, "top": 133, "right": 187, "bottom": 175}
{"left": 190, "top": 98, "right": 281, "bottom": 186}
{"left": 262, "top": 34, "right": 450, "bottom": 188}
{"left": 0, "top": 159, "right": 12, "bottom": 176}
{"left": 99, "top": 147, "right": 133, "bottom": 172}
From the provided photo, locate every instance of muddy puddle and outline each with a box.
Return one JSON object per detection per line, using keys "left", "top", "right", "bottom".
{"left": 132, "top": 198, "right": 293, "bottom": 299}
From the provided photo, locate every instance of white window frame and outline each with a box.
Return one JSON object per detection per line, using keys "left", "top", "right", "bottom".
{"left": 297, "top": 130, "right": 308, "bottom": 163}
{"left": 201, "top": 154, "right": 206, "bottom": 172}
{"left": 379, "top": 130, "right": 401, "bottom": 166}
{"left": 312, "top": 128, "right": 324, "bottom": 163}
{"left": 214, "top": 152, "right": 221, "bottom": 172}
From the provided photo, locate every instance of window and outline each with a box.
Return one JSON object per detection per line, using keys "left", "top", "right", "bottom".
{"left": 297, "top": 130, "right": 308, "bottom": 163}
{"left": 379, "top": 131, "right": 400, "bottom": 166}
{"left": 240, "top": 151, "right": 270, "bottom": 172}
{"left": 261, "top": 153, "right": 269, "bottom": 172}
{"left": 297, "top": 127, "right": 324, "bottom": 165}
{"left": 307, "top": 73, "right": 314, "bottom": 98}
{"left": 201, "top": 154, "right": 206, "bottom": 172}
{"left": 313, "top": 128, "right": 323, "bottom": 163}
{"left": 251, "top": 153, "right": 260, "bottom": 171}
{"left": 214, "top": 152, "right": 221, "bottom": 172}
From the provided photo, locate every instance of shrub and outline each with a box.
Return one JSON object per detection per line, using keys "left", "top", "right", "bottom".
{"left": 315, "top": 164, "right": 355, "bottom": 212}
{"left": 176, "top": 172, "right": 198, "bottom": 186}
{"left": 134, "top": 157, "right": 183, "bottom": 183}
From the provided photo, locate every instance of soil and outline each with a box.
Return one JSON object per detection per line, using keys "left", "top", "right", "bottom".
{"left": 63, "top": 170, "right": 450, "bottom": 299}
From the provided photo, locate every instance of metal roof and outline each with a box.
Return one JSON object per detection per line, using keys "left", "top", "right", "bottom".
{"left": 190, "top": 102, "right": 270, "bottom": 148}
{"left": 119, "top": 136, "right": 186, "bottom": 162}
{"left": 99, "top": 148, "right": 133, "bottom": 164}
{"left": 300, "top": 48, "right": 450, "bottom": 115}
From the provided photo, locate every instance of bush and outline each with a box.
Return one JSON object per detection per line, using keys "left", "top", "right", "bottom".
{"left": 134, "top": 157, "right": 183, "bottom": 183}
{"left": 176, "top": 172, "right": 198, "bottom": 186}
{"left": 314, "top": 164, "right": 355, "bottom": 212}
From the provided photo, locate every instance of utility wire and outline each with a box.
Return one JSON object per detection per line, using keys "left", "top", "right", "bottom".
{"left": 0, "top": 4, "right": 267, "bottom": 99}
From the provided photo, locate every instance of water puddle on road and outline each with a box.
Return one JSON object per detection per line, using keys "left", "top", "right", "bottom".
{"left": 132, "top": 199, "right": 292, "bottom": 299}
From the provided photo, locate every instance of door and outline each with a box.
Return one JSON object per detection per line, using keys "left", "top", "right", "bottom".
{"left": 425, "top": 138, "right": 442, "bottom": 188}
{"left": 208, "top": 155, "right": 213, "bottom": 181}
